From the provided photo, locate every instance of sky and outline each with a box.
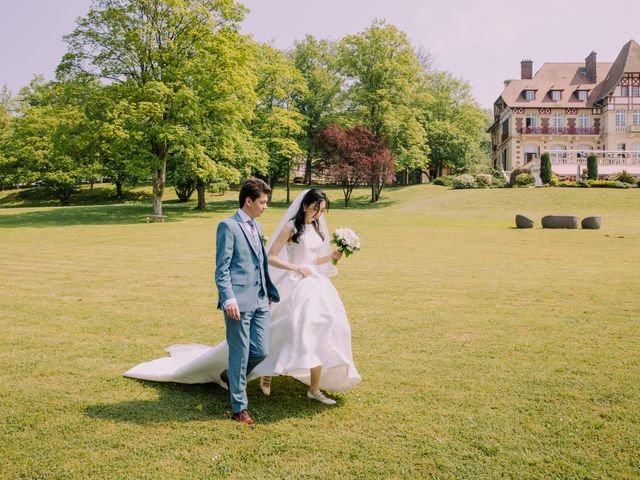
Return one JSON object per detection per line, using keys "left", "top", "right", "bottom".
{"left": 1, "top": 0, "right": 639, "bottom": 108}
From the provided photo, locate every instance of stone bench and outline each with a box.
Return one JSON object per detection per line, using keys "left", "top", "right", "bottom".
{"left": 581, "top": 216, "right": 602, "bottom": 229}
{"left": 541, "top": 215, "right": 579, "bottom": 229}
{"left": 515, "top": 214, "right": 534, "bottom": 229}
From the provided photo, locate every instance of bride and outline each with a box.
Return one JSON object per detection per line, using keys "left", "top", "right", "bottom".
{"left": 123, "top": 189, "right": 361, "bottom": 404}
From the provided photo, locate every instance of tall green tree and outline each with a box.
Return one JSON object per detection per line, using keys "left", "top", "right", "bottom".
{"left": 0, "top": 86, "right": 16, "bottom": 189}
{"left": 338, "top": 20, "right": 428, "bottom": 189}
{"left": 251, "top": 44, "right": 306, "bottom": 200}
{"left": 9, "top": 79, "right": 97, "bottom": 204}
{"left": 59, "top": 0, "right": 250, "bottom": 216}
{"left": 289, "top": 35, "right": 342, "bottom": 184}
{"left": 420, "top": 71, "right": 487, "bottom": 177}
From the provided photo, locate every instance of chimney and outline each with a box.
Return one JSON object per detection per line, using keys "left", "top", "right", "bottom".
{"left": 521, "top": 59, "right": 533, "bottom": 79}
{"left": 585, "top": 51, "right": 597, "bottom": 82}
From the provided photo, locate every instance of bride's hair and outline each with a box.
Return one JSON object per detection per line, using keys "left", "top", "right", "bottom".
{"left": 291, "top": 189, "right": 330, "bottom": 244}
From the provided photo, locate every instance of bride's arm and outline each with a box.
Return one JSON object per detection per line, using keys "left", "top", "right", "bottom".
{"left": 268, "top": 224, "right": 309, "bottom": 275}
{"left": 317, "top": 250, "right": 341, "bottom": 265}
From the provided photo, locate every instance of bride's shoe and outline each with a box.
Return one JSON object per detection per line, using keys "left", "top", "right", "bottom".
{"left": 260, "top": 376, "right": 272, "bottom": 396}
{"left": 307, "top": 389, "right": 336, "bottom": 405}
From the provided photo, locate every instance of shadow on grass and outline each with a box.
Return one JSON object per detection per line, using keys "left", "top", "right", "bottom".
{"left": 84, "top": 376, "right": 340, "bottom": 424}
{"left": 0, "top": 190, "right": 396, "bottom": 228}
{"left": 0, "top": 200, "right": 240, "bottom": 228}
{"left": 0, "top": 186, "right": 152, "bottom": 208}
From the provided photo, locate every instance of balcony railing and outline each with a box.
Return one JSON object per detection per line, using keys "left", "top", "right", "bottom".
{"left": 519, "top": 127, "right": 600, "bottom": 135}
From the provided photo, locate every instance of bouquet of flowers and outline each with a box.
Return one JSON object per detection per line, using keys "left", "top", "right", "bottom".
{"left": 330, "top": 227, "right": 361, "bottom": 265}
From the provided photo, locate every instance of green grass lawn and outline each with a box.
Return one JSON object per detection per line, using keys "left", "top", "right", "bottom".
{"left": 1, "top": 184, "right": 639, "bottom": 479}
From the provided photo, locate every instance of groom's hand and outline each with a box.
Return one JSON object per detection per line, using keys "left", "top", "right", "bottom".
{"left": 225, "top": 303, "right": 241, "bottom": 321}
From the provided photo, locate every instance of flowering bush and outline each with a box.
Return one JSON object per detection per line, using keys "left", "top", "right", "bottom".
{"left": 452, "top": 174, "right": 476, "bottom": 189}
{"left": 475, "top": 174, "right": 493, "bottom": 187}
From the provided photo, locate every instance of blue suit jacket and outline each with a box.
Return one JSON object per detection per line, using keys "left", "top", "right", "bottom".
{"left": 215, "top": 212, "right": 280, "bottom": 311}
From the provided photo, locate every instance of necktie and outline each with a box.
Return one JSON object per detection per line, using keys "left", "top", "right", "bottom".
{"left": 247, "top": 220, "right": 261, "bottom": 254}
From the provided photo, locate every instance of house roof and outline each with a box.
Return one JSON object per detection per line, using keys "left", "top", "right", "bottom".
{"left": 497, "top": 63, "right": 613, "bottom": 108}
{"left": 495, "top": 39, "right": 640, "bottom": 109}
{"left": 593, "top": 39, "right": 640, "bottom": 105}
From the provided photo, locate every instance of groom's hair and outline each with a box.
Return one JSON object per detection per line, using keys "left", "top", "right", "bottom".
{"left": 239, "top": 178, "right": 271, "bottom": 207}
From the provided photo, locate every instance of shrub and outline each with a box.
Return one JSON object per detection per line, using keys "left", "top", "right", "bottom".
{"left": 515, "top": 173, "right": 535, "bottom": 187}
{"left": 588, "top": 180, "right": 633, "bottom": 188}
{"left": 540, "top": 152, "right": 552, "bottom": 184}
{"left": 549, "top": 174, "right": 559, "bottom": 187}
{"left": 491, "top": 176, "right": 508, "bottom": 188}
{"left": 509, "top": 166, "right": 531, "bottom": 187}
{"left": 611, "top": 170, "right": 637, "bottom": 184}
{"left": 587, "top": 154, "right": 598, "bottom": 180}
{"left": 452, "top": 174, "right": 477, "bottom": 189}
{"left": 558, "top": 181, "right": 577, "bottom": 187}
{"left": 475, "top": 174, "right": 493, "bottom": 187}
{"left": 432, "top": 175, "right": 455, "bottom": 186}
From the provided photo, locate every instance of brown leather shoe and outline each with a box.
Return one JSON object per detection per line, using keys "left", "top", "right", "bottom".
{"left": 220, "top": 370, "right": 231, "bottom": 401}
{"left": 232, "top": 410, "right": 256, "bottom": 427}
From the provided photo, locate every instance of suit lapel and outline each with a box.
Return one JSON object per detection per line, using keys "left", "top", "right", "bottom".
{"left": 233, "top": 212, "right": 260, "bottom": 259}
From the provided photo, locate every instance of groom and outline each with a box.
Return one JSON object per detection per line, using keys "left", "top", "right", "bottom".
{"left": 215, "top": 178, "right": 279, "bottom": 427}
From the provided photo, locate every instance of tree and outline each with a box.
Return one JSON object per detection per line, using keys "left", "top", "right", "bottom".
{"left": 338, "top": 20, "right": 428, "bottom": 186}
{"left": 10, "top": 79, "right": 96, "bottom": 204}
{"left": 540, "top": 152, "right": 552, "bottom": 185}
{"left": 424, "top": 120, "right": 468, "bottom": 178}
{"left": 0, "top": 86, "right": 16, "bottom": 189}
{"left": 420, "top": 71, "right": 487, "bottom": 177}
{"left": 60, "top": 0, "right": 249, "bottom": 216}
{"left": 317, "top": 124, "right": 395, "bottom": 205}
{"left": 587, "top": 154, "right": 598, "bottom": 180}
{"left": 289, "top": 35, "right": 343, "bottom": 184}
{"left": 251, "top": 44, "right": 306, "bottom": 200}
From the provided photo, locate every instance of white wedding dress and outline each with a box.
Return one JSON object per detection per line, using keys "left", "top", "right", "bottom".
{"left": 124, "top": 220, "right": 361, "bottom": 392}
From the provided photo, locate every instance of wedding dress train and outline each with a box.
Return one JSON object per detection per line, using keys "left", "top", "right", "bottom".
{"left": 124, "top": 220, "right": 360, "bottom": 392}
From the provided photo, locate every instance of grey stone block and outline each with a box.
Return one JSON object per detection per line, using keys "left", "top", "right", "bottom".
{"left": 581, "top": 216, "right": 602, "bottom": 229}
{"left": 541, "top": 215, "right": 579, "bottom": 229}
{"left": 515, "top": 214, "right": 534, "bottom": 229}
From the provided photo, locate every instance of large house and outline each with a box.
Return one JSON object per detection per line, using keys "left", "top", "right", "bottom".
{"left": 489, "top": 39, "right": 640, "bottom": 180}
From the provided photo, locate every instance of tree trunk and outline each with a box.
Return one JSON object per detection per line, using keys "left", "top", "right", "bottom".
{"left": 152, "top": 140, "right": 168, "bottom": 216}
{"left": 304, "top": 146, "right": 313, "bottom": 185}
{"left": 152, "top": 165, "right": 166, "bottom": 217}
{"left": 196, "top": 178, "right": 207, "bottom": 210}
{"left": 115, "top": 180, "right": 123, "bottom": 199}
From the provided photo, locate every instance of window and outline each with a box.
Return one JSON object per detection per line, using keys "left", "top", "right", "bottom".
{"left": 524, "top": 90, "right": 535, "bottom": 100}
{"left": 621, "top": 86, "right": 629, "bottom": 97}
{"left": 633, "top": 110, "right": 640, "bottom": 126}
{"left": 578, "top": 113, "right": 591, "bottom": 129}
{"left": 577, "top": 90, "right": 588, "bottom": 101}
{"left": 615, "top": 110, "right": 627, "bottom": 127}
{"left": 633, "top": 86, "right": 640, "bottom": 97}
{"left": 502, "top": 120, "right": 509, "bottom": 136}
{"left": 525, "top": 113, "right": 538, "bottom": 128}
{"left": 553, "top": 113, "right": 564, "bottom": 128}
{"left": 551, "top": 90, "right": 561, "bottom": 101}
{"left": 617, "top": 143, "right": 626, "bottom": 152}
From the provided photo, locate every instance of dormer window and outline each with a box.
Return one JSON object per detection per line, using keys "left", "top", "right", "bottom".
{"left": 524, "top": 90, "right": 535, "bottom": 101}
{"left": 550, "top": 90, "right": 561, "bottom": 101}
{"left": 576, "top": 90, "right": 588, "bottom": 101}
